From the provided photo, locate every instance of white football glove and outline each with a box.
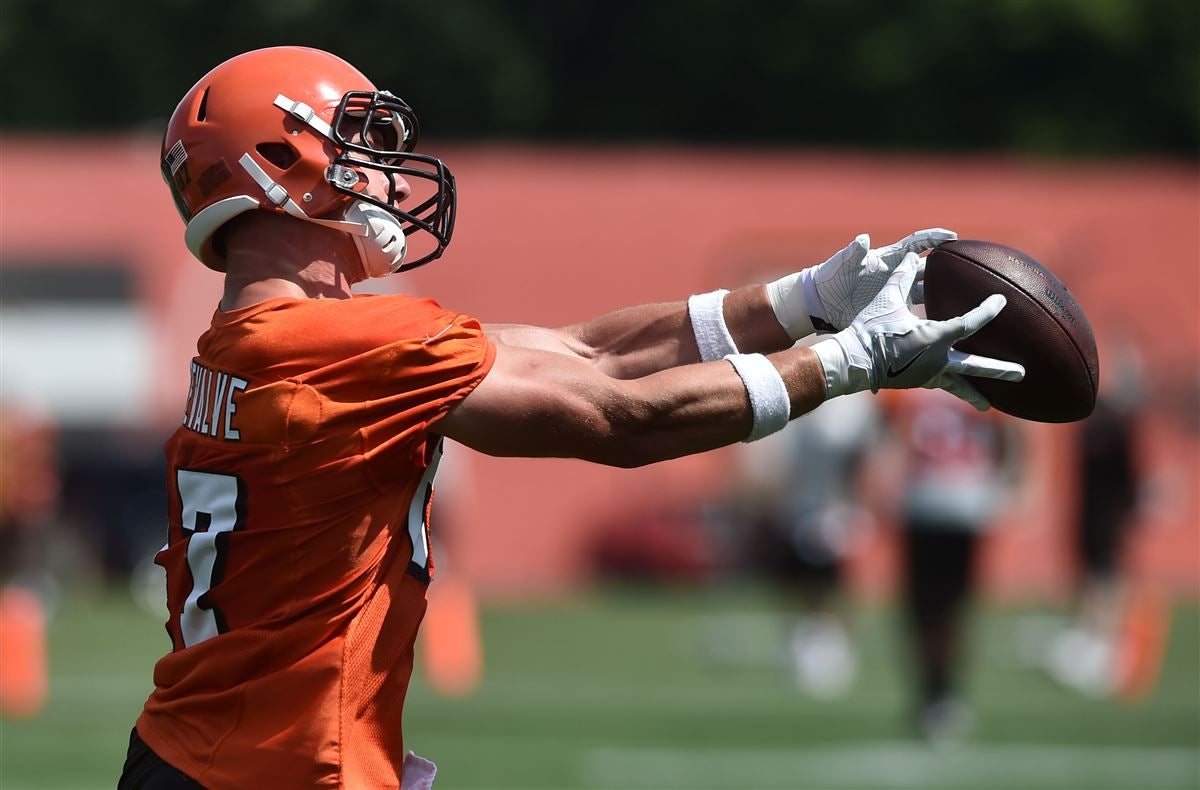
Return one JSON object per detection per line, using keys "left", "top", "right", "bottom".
{"left": 767, "top": 228, "right": 957, "bottom": 338}
{"left": 811, "top": 252, "right": 1025, "bottom": 411}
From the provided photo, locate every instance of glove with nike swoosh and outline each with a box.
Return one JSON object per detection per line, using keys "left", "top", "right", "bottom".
{"left": 811, "top": 252, "right": 1025, "bottom": 411}
{"left": 767, "top": 228, "right": 957, "bottom": 338}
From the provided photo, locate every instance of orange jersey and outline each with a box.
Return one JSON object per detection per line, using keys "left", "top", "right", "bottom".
{"left": 136, "top": 294, "right": 494, "bottom": 789}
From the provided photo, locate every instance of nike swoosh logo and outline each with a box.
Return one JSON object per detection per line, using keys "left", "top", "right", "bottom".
{"left": 887, "top": 346, "right": 929, "bottom": 378}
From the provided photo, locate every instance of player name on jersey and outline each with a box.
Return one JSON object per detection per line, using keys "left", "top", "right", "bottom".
{"left": 182, "top": 360, "right": 248, "bottom": 440}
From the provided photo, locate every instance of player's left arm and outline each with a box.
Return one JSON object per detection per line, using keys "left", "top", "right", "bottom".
{"left": 485, "top": 285, "right": 790, "bottom": 379}
{"left": 486, "top": 229, "right": 956, "bottom": 380}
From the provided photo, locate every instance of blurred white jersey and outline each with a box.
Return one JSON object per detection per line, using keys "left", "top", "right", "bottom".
{"left": 736, "top": 391, "right": 879, "bottom": 561}
{"left": 890, "top": 389, "right": 1012, "bottom": 531}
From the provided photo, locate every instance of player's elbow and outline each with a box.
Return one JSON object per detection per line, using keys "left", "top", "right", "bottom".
{"left": 584, "top": 393, "right": 677, "bottom": 469}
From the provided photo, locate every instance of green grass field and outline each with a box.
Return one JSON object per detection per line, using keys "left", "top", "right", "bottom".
{"left": 2, "top": 587, "right": 1197, "bottom": 789}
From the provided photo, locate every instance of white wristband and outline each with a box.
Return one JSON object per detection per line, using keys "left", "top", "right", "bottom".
{"left": 812, "top": 332, "right": 872, "bottom": 398}
{"left": 688, "top": 290, "right": 739, "bottom": 362}
{"left": 765, "top": 271, "right": 819, "bottom": 339}
{"left": 724, "top": 353, "right": 791, "bottom": 442}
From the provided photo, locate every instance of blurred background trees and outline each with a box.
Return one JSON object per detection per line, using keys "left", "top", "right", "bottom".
{"left": 2, "top": 0, "right": 1196, "bottom": 154}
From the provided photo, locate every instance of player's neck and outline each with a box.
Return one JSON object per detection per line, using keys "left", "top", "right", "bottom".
{"left": 219, "top": 212, "right": 363, "bottom": 311}
{"left": 220, "top": 265, "right": 353, "bottom": 311}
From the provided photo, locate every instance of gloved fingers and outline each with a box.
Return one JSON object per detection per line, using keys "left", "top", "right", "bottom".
{"left": 946, "top": 348, "right": 1025, "bottom": 381}
{"left": 930, "top": 373, "right": 992, "bottom": 412}
{"left": 876, "top": 228, "right": 958, "bottom": 263}
{"left": 888, "top": 251, "right": 922, "bottom": 303}
{"left": 954, "top": 294, "right": 1006, "bottom": 339}
{"left": 909, "top": 227, "right": 957, "bottom": 252}
{"left": 830, "top": 234, "right": 870, "bottom": 268}
{"left": 910, "top": 257, "right": 927, "bottom": 305}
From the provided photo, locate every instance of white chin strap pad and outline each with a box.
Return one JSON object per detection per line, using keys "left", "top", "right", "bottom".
{"left": 343, "top": 200, "right": 408, "bottom": 277}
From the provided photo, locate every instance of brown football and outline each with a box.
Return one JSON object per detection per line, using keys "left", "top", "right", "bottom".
{"left": 924, "top": 239, "right": 1099, "bottom": 423}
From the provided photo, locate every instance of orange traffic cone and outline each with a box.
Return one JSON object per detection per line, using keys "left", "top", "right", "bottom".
{"left": 421, "top": 577, "right": 483, "bottom": 698}
{"left": 1114, "top": 583, "right": 1170, "bottom": 703}
{"left": 0, "top": 585, "right": 48, "bottom": 718}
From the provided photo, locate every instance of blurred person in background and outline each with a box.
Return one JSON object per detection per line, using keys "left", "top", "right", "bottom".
{"left": 881, "top": 388, "right": 1022, "bottom": 743}
{"left": 120, "top": 45, "right": 1022, "bottom": 789}
{"left": 725, "top": 392, "right": 879, "bottom": 698}
{"left": 1045, "top": 336, "right": 1162, "bottom": 699}
{"left": 0, "top": 401, "right": 60, "bottom": 719}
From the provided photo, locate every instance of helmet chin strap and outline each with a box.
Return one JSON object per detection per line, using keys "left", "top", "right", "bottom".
{"left": 344, "top": 201, "right": 408, "bottom": 278}
{"left": 238, "top": 153, "right": 407, "bottom": 278}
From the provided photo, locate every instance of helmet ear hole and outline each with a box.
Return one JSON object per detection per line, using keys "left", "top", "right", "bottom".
{"left": 255, "top": 142, "right": 299, "bottom": 170}
{"left": 196, "top": 87, "right": 210, "bottom": 122}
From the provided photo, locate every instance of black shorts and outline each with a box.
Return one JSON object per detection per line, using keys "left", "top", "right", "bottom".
{"left": 903, "top": 526, "right": 978, "bottom": 622}
{"left": 748, "top": 516, "right": 843, "bottom": 586}
{"left": 1078, "top": 505, "right": 1135, "bottom": 579}
{"left": 117, "top": 727, "right": 202, "bottom": 790}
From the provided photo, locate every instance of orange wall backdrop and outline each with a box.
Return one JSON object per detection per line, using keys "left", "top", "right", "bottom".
{"left": 2, "top": 137, "right": 1196, "bottom": 600}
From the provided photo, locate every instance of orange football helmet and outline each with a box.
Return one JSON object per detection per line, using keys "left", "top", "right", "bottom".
{"left": 161, "top": 46, "right": 455, "bottom": 275}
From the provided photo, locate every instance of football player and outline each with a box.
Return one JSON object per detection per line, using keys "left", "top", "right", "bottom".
{"left": 119, "top": 46, "right": 1023, "bottom": 789}
{"left": 881, "top": 387, "right": 1022, "bottom": 741}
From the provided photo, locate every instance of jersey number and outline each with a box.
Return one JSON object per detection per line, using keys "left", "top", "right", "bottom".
{"left": 176, "top": 469, "right": 246, "bottom": 648}
{"left": 173, "top": 449, "right": 436, "bottom": 647}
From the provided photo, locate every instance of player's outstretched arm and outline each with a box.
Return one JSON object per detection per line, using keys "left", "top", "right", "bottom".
{"left": 487, "top": 285, "right": 794, "bottom": 378}
{"left": 441, "top": 252, "right": 1017, "bottom": 467}
{"left": 435, "top": 340, "right": 827, "bottom": 468}
{"left": 486, "top": 229, "right": 956, "bottom": 380}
